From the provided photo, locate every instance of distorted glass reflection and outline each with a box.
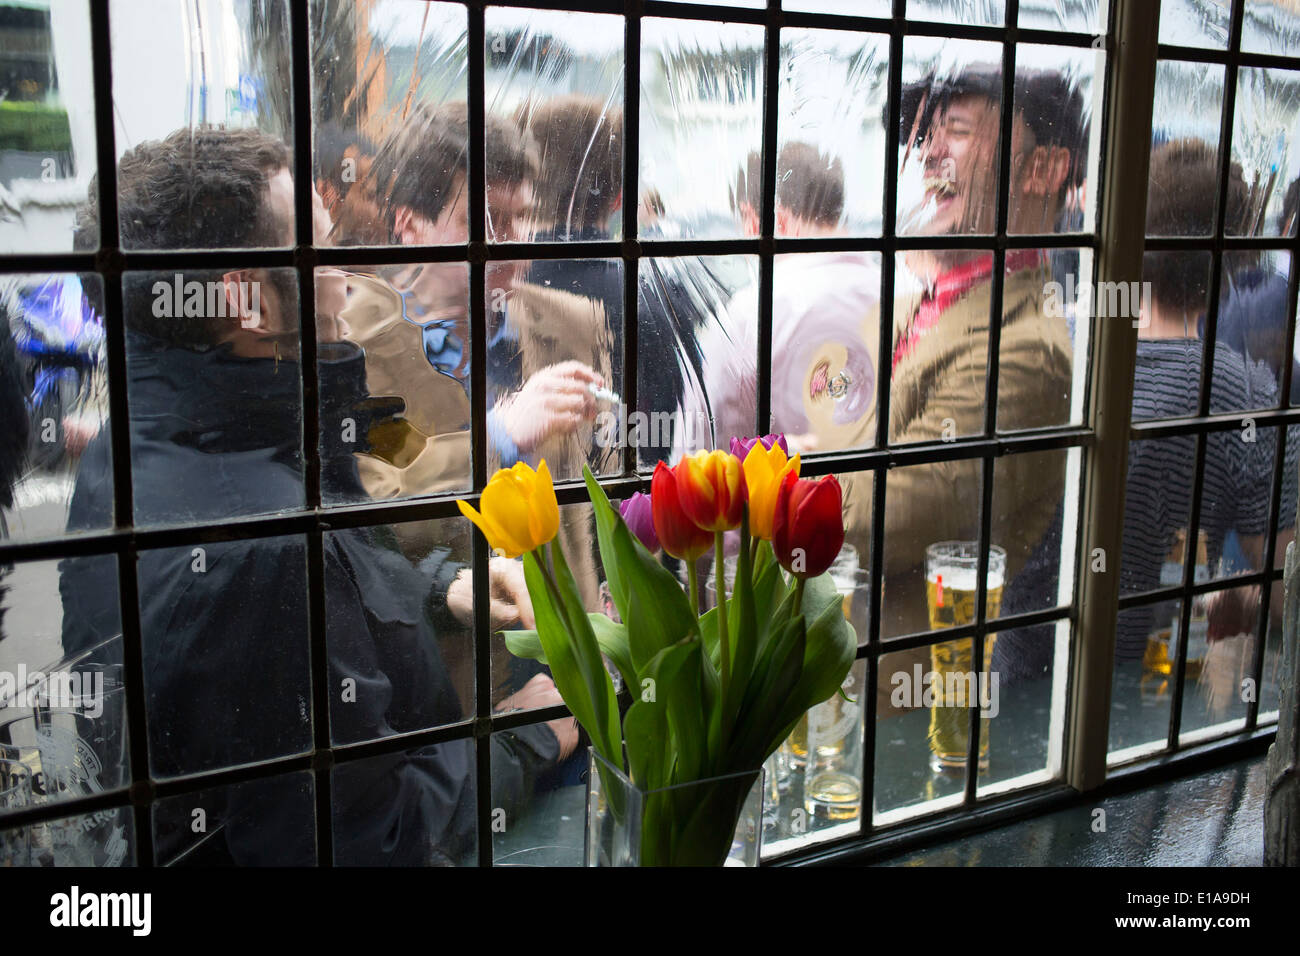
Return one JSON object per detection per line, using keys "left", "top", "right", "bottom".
{"left": 311, "top": 0, "right": 467, "bottom": 248}
{"left": 110, "top": 0, "right": 296, "bottom": 250}
{"left": 1146, "top": 61, "right": 1226, "bottom": 237}
{"left": 1229, "top": 66, "right": 1300, "bottom": 237}
{"left": 991, "top": 448, "right": 1078, "bottom": 618}
{"left": 1018, "top": 0, "right": 1103, "bottom": 33}
{"left": 323, "top": 262, "right": 470, "bottom": 505}
{"left": 0, "top": 0, "right": 98, "bottom": 253}
{"left": 906, "top": 0, "right": 1005, "bottom": 28}
{"left": 485, "top": 8, "right": 623, "bottom": 243}
{"left": 777, "top": 27, "right": 889, "bottom": 236}
{"left": 1242, "top": 0, "right": 1300, "bottom": 57}
{"left": 1158, "top": 0, "right": 1231, "bottom": 49}
{"left": 1109, "top": 601, "right": 1179, "bottom": 760}
{"left": 640, "top": 18, "right": 763, "bottom": 241}
{"left": 644, "top": 254, "right": 757, "bottom": 469}
{"left": 1, "top": 274, "right": 110, "bottom": 541}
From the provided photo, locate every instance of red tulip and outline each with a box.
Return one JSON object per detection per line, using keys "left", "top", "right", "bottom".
{"left": 674, "top": 450, "right": 747, "bottom": 533}
{"left": 772, "top": 471, "right": 845, "bottom": 580}
{"left": 651, "top": 462, "right": 714, "bottom": 562}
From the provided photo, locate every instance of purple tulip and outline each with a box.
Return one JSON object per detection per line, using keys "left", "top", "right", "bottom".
{"left": 729, "top": 434, "right": 789, "bottom": 461}
{"left": 619, "top": 492, "right": 660, "bottom": 553}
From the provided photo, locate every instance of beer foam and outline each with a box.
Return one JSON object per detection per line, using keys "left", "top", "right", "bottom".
{"left": 926, "top": 566, "right": 1005, "bottom": 591}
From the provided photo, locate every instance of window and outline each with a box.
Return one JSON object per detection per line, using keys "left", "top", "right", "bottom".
{"left": 0, "top": 0, "right": 1288, "bottom": 868}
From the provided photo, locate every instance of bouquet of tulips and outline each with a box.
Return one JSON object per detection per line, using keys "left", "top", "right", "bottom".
{"left": 458, "top": 435, "right": 856, "bottom": 865}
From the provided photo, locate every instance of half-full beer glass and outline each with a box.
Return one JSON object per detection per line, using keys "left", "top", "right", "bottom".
{"left": 924, "top": 542, "right": 1005, "bottom": 773}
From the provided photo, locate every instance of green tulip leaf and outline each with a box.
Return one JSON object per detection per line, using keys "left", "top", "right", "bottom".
{"left": 504, "top": 613, "right": 636, "bottom": 694}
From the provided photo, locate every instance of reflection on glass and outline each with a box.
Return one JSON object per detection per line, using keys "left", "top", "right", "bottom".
{"left": 0, "top": 804, "right": 133, "bottom": 867}
{"left": 1, "top": 274, "right": 110, "bottom": 541}
{"left": 0, "top": 1, "right": 97, "bottom": 253}
{"left": 1008, "top": 44, "right": 1099, "bottom": 236}
{"left": 486, "top": 8, "right": 623, "bottom": 243}
{"left": 639, "top": 254, "right": 757, "bottom": 469}
{"left": 1018, "top": 0, "right": 1103, "bottom": 32}
{"left": 880, "top": 457, "right": 981, "bottom": 640}
{"left": 640, "top": 18, "right": 763, "bottom": 241}
{"left": 332, "top": 743, "right": 476, "bottom": 866}
{"left": 123, "top": 269, "right": 304, "bottom": 526}
{"left": 1230, "top": 67, "right": 1300, "bottom": 237}
{"left": 906, "top": 0, "right": 1005, "bottom": 27}
{"left": 1109, "top": 601, "right": 1178, "bottom": 761}
{"left": 979, "top": 620, "right": 1068, "bottom": 795}
{"left": 138, "top": 536, "right": 312, "bottom": 779}
{"left": 310, "top": 0, "right": 466, "bottom": 248}
{"left": 777, "top": 28, "right": 889, "bottom": 236}
{"left": 323, "top": 263, "right": 470, "bottom": 504}
{"left": 1146, "top": 62, "right": 1225, "bottom": 238}
{"left": 1158, "top": 0, "right": 1231, "bottom": 49}
{"left": 991, "top": 449, "right": 1077, "bottom": 618}
{"left": 783, "top": 0, "right": 890, "bottom": 12}
{"left": 152, "top": 771, "right": 316, "bottom": 865}
{"left": 1180, "top": 586, "right": 1258, "bottom": 741}
{"left": 997, "top": 248, "right": 1084, "bottom": 429}
{"left": 491, "top": 726, "right": 585, "bottom": 867}
{"left": 873, "top": 644, "right": 965, "bottom": 822}
{"left": 486, "top": 259, "right": 623, "bottom": 481}
{"left": 1213, "top": 252, "right": 1291, "bottom": 411}
{"left": 110, "top": 0, "right": 296, "bottom": 250}
{"left": 1242, "top": 0, "right": 1300, "bottom": 57}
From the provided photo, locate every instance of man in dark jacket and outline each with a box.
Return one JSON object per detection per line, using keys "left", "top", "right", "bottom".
{"left": 61, "top": 126, "right": 574, "bottom": 865}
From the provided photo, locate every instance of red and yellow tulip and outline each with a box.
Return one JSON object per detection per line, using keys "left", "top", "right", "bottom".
{"left": 651, "top": 461, "right": 714, "bottom": 562}
{"left": 674, "top": 449, "right": 747, "bottom": 533}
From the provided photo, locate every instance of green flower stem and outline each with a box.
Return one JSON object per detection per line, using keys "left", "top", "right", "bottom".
{"left": 715, "top": 531, "right": 730, "bottom": 694}
{"left": 688, "top": 560, "right": 700, "bottom": 615}
{"left": 792, "top": 574, "right": 806, "bottom": 617}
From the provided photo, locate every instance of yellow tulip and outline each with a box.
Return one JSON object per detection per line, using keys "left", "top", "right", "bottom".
{"left": 457, "top": 460, "right": 560, "bottom": 558}
{"left": 742, "top": 442, "right": 800, "bottom": 540}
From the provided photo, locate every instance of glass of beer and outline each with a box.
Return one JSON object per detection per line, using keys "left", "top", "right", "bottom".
{"left": 924, "top": 541, "right": 1005, "bottom": 773}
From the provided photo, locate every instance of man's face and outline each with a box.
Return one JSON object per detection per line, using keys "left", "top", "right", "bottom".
{"left": 905, "top": 93, "right": 1005, "bottom": 237}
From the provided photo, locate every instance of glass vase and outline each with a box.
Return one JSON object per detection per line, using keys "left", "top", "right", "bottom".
{"left": 584, "top": 748, "right": 765, "bottom": 867}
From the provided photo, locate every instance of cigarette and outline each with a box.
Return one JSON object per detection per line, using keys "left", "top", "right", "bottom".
{"left": 588, "top": 384, "right": 621, "bottom": 404}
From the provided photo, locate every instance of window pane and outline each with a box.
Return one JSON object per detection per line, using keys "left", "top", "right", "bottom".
{"left": 889, "top": 250, "right": 990, "bottom": 445}
{"left": 1180, "top": 585, "right": 1258, "bottom": 743}
{"left": 1108, "top": 600, "right": 1178, "bottom": 762}
{"left": 0, "top": 0, "right": 98, "bottom": 253}
{"left": 487, "top": 258, "right": 623, "bottom": 481}
{"left": 332, "top": 743, "right": 477, "bottom": 865}
{"left": 763, "top": 252, "right": 881, "bottom": 454}
{"left": 1007, "top": 44, "right": 1101, "bottom": 236}
{"left": 0, "top": 803, "right": 134, "bottom": 867}
{"left": 1200, "top": 426, "right": 1278, "bottom": 584}
{"left": 1241, "top": 0, "right": 1300, "bottom": 57}
{"left": 1133, "top": 252, "right": 1212, "bottom": 421}
{"left": 898, "top": 37, "right": 1005, "bottom": 237}
{"left": 125, "top": 269, "right": 304, "bottom": 527}
{"left": 1119, "top": 437, "right": 1196, "bottom": 599}
{"left": 1229, "top": 66, "right": 1300, "bottom": 238}
{"left": 784, "top": 0, "right": 890, "bottom": 12}
{"left": 325, "top": 518, "right": 474, "bottom": 746}
{"left": 1018, "top": 0, "right": 1104, "bottom": 33}
{"left": 1158, "top": 0, "right": 1231, "bottom": 49}
{"left": 1146, "top": 61, "right": 1226, "bottom": 238}
{"left": 906, "top": 0, "right": 1005, "bottom": 28}
{"left": 485, "top": 9, "right": 623, "bottom": 243}
{"left": 152, "top": 770, "right": 316, "bottom": 865}
{"left": 777, "top": 27, "right": 889, "bottom": 236}
{"left": 319, "top": 263, "right": 470, "bottom": 505}
{"left": 310, "top": 0, "right": 467, "bottom": 248}
{"left": 1, "top": 273, "right": 111, "bottom": 541}
{"left": 491, "top": 725, "right": 584, "bottom": 867}
{"left": 997, "top": 248, "right": 1086, "bottom": 429}
{"left": 110, "top": 0, "right": 296, "bottom": 250}
{"left": 0, "top": 564, "right": 128, "bottom": 813}
{"left": 992, "top": 448, "right": 1078, "bottom": 617}
{"left": 638, "top": 254, "right": 757, "bottom": 468}
{"left": 881, "top": 457, "right": 983, "bottom": 640}
{"left": 979, "top": 620, "right": 1068, "bottom": 795}
{"left": 640, "top": 18, "right": 763, "bottom": 241}
{"left": 139, "top": 536, "right": 312, "bottom": 779}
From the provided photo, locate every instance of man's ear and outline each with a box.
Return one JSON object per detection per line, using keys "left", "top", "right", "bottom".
{"left": 222, "top": 270, "right": 265, "bottom": 332}
{"left": 1021, "top": 145, "right": 1073, "bottom": 197}
{"left": 393, "top": 205, "right": 420, "bottom": 245}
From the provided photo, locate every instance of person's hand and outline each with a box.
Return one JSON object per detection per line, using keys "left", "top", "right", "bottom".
{"left": 493, "top": 361, "right": 604, "bottom": 454}
{"left": 495, "top": 673, "right": 579, "bottom": 761}
{"left": 444, "top": 557, "right": 536, "bottom": 630}
{"left": 1205, "top": 585, "right": 1260, "bottom": 642}
{"left": 61, "top": 417, "right": 99, "bottom": 457}
{"left": 785, "top": 432, "right": 819, "bottom": 455}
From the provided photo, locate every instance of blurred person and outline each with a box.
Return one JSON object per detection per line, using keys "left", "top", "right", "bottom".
{"left": 61, "top": 126, "right": 576, "bottom": 865}
{"left": 1120, "top": 140, "right": 1296, "bottom": 706}
{"left": 313, "top": 121, "right": 380, "bottom": 246}
{"left": 852, "top": 65, "right": 1085, "bottom": 713}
